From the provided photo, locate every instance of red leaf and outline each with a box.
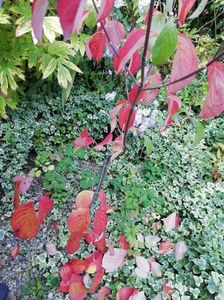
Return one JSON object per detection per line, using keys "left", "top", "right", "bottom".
{"left": 76, "top": 10, "right": 90, "bottom": 34}
{"left": 128, "top": 86, "right": 144, "bottom": 106}
{"left": 73, "top": 130, "right": 94, "bottom": 150}
{"left": 67, "top": 208, "right": 90, "bottom": 233}
{"left": 163, "top": 212, "right": 180, "bottom": 233}
{"left": 116, "top": 287, "right": 138, "bottom": 300}
{"left": 60, "top": 263, "right": 72, "bottom": 282}
{"left": 11, "top": 245, "right": 20, "bottom": 259}
{"left": 13, "top": 175, "right": 33, "bottom": 194}
{"left": 102, "top": 248, "right": 127, "bottom": 273}
{"left": 178, "top": 0, "right": 197, "bottom": 25}
{"left": 93, "top": 208, "right": 108, "bottom": 237}
{"left": 118, "top": 235, "right": 130, "bottom": 250}
{"left": 86, "top": 31, "right": 107, "bottom": 62}
{"left": 199, "top": 60, "right": 224, "bottom": 118}
{"left": 90, "top": 265, "right": 104, "bottom": 294}
{"left": 95, "top": 237, "right": 107, "bottom": 252}
{"left": 142, "top": 71, "right": 162, "bottom": 104}
{"left": 110, "top": 99, "right": 126, "bottom": 132}
{"left": 99, "top": 190, "right": 112, "bottom": 212}
{"left": 69, "top": 259, "right": 88, "bottom": 274}
{"left": 31, "top": 0, "right": 48, "bottom": 43}
{"left": 11, "top": 202, "right": 39, "bottom": 239}
{"left": 97, "top": 0, "right": 114, "bottom": 22}
{"left": 126, "top": 51, "right": 141, "bottom": 77}
{"left": 118, "top": 105, "right": 136, "bottom": 131}
{"left": 161, "top": 94, "right": 181, "bottom": 131}
{"left": 66, "top": 232, "right": 82, "bottom": 254}
{"left": 80, "top": 129, "right": 89, "bottom": 138}
{"left": 58, "top": 280, "right": 70, "bottom": 293}
{"left": 75, "top": 190, "right": 94, "bottom": 209}
{"left": 104, "top": 20, "right": 125, "bottom": 51}
{"left": 94, "top": 133, "right": 113, "bottom": 151}
{"left": 57, "top": 0, "right": 87, "bottom": 40}
{"left": 168, "top": 33, "right": 198, "bottom": 94}
{"left": 38, "top": 195, "right": 53, "bottom": 225}
{"left": 69, "top": 281, "right": 87, "bottom": 300}
{"left": 97, "top": 286, "right": 111, "bottom": 300}
{"left": 158, "top": 241, "right": 174, "bottom": 254}
{"left": 114, "top": 28, "right": 146, "bottom": 74}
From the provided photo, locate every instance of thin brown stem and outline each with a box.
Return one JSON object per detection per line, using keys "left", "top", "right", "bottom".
{"left": 91, "top": 0, "right": 138, "bottom": 85}
{"left": 122, "top": 1, "right": 155, "bottom": 151}
{"left": 140, "top": 0, "right": 155, "bottom": 88}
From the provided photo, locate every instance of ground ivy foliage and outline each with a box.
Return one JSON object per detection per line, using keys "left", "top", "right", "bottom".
{"left": 1, "top": 83, "right": 224, "bottom": 298}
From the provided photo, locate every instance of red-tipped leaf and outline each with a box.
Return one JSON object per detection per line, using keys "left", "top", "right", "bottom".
{"left": 199, "top": 60, "right": 224, "bottom": 118}
{"left": 11, "top": 202, "right": 39, "bottom": 239}
{"left": 86, "top": 31, "right": 107, "bottom": 62}
{"left": 38, "top": 195, "right": 54, "bottom": 225}
{"left": 57, "top": 0, "right": 87, "bottom": 40}
{"left": 32, "top": 0, "right": 48, "bottom": 43}
{"left": 168, "top": 33, "right": 198, "bottom": 94}
{"left": 118, "top": 105, "right": 136, "bottom": 131}
{"left": 97, "top": 0, "right": 114, "bottom": 22}
{"left": 161, "top": 94, "right": 181, "bottom": 130}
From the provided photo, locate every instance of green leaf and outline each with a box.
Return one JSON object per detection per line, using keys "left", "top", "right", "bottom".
{"left": 85, "top": 11, "right": 97, "bottom": 28}
{"left": 152, "top": 21, "right": 178, "bottom": 65}
{"left": 60, "top": 58, "right": 82, "bottom": 73}
{"left": 42, "top": 58, "right": 58, "bottom": 79}
{"left": 144, "top": 136, "right": 154, "bottom": 156}
{"left": 61, "top": 69, "right": 76, "bottom": 103}
{"left": 57, "top": 64, "right": 72, "bottom": 89}
{"left": 189, "top": 0, "right": 208, "bottom": 19}
{"left": 193, "top": 121, "right": 205, "bottom": 146}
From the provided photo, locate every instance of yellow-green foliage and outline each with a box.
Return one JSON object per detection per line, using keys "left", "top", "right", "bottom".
{"left": 0, "top": 0, "right": 88, "bottom": 118}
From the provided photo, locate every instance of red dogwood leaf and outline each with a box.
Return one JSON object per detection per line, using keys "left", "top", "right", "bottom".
{"left": 75, "top": 190, "right": 94, "bottom": 209}
{"left": 66, "top": 232, "right": 83, "bottom": 254}
{"left": 67, "top": 208, "right": 90, "bottom": 233}
{"left": 178, "top": 0, "right": 197, "bottom": 25}
{"left": 58, "top": 280, "right": 70, "bottom": 293}
{"left": 114, "top": 28, "right": 146, "bottom": 74}
{"left": 11, "top": 202, "right": 39, "bottom": 239}
{"left": 97, "top": 0, "right": 114, "bottom": 22}
{"left": 158, "top": 241, "right": 174, "bottom": 254}
{"left": 168, "top": 33, "right": 198, "bottom": 94}
{"left": 86, "top": 31, "right": 107, "bottom": 62}
{"left": 117, "top": 287, "right": 138, "bottom": 300}
{"left": 69, "top": 281, "right": 87, "bottom": 300}
{"left": 60, "top": 263, "right": 72, "bottom": 282}
{"left": 31, "top": 0, "right": 48, "bottom": 43}
{"left": 38, "top": 195, "right": 54, "bottom": 225}
{"left": 126, "top": 51, "right": 141, "bottom": 77}
{"left": 13, "top": 175, "right": 33, "bottom": 194}
{"left": 11, "top": 245, "right": 20, "bottom": 259}
{"left": 95, "top": 133, "right": 113, "bottom": 151}
{"left": 142, "top": 71, "right": 162, "bottom": 104}
{"left": 104, "top": 20, "right": 125, "bottom": 51}
{"left": 69, "top": 259, "right": 88, "bottom": 274}
{"left": 110, "top": 99, "right": 126, "bottom": 132}
{"left": 128, "top": 85, "right": 146, "bottom": 106}
{"left": 118, "top": 235, "right": 130, "bottom": 250}
{"left": 163, "top": 212, "right": 180, "bottom": 233}
{"left": 161, "top": 94, "right": 181, "bottom": 130}
{"left": 118, "top": 105, "right": 136, "bottom": 131}
{"left": 90, "top": 265, "right": 104, "bottom": 294}
{"left": 73, "top": 129, "right": 94, "bottom": 150}
{"left": 93, "top": 208, "right": 108, "bottom": 237}
{"left": 175, "top": 241, "right": 187, "bottom": 260}
{"left": 199, "top": 60, "right": 224, "bottom": 118}
{"left": 57, "top": 0, "right": 87, "bottom": 40}
{"left": 97, "top": 286, "right": 111, "bottom": 300}
{"left": 102, "top": 248, "right": 127, "bottom": 272}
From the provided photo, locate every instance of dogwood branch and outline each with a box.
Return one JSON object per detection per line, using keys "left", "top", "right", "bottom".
{"left": 141, "top": 49, "right": 224, "bottom": 92}
{"left": 91, "top": 0, "right": 138, "bottom": 85}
